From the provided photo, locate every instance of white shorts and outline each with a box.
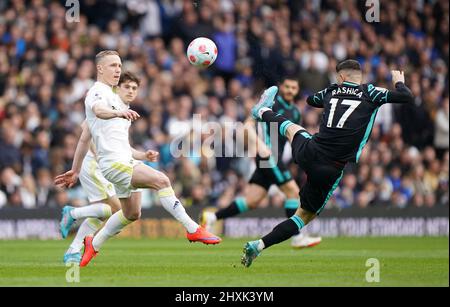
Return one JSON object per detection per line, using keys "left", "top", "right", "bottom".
{"left": 79, "top": 154, "right": 116, "bottom": 202}
{"left": 99, "top": 158, "right": 141, "bottom": 199}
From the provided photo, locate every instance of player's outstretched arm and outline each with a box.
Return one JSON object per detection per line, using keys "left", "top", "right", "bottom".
{"left": 387, "top": 70, "right": 414, "bottom": 104}
{"left": 72, "top": 121, "right": 92, "bottom": 173}
{"left": 54, "top": 121, "right": 92, "bottom": 188}
{"left": 131, "top": 147, "right": 159, "bottom": 162}
{"left": 92, "top": 103, "right": 140, "bottom": 121}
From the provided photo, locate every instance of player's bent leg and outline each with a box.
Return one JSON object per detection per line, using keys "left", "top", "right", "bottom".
{"left": 64, "top": 195, "right": 121, "bottom": 264}
{"left": 64, "top": 218, "right": 103, "bottom": 265}
{"left": 290, "top": 208, "right": 321, "bottom": 248}
{"left": 131, "top": 164, "right": 221, "bottom": 245}
{"left": 279, "top": 180, "right": 300, "bottom": 218}
{"left": 63, "top": 156, "right": 118, "bottom": 240}
{"left": 213, "top": 184, "right": 266, "bottom": 219}
{"left": 60, "top": 202, "right": 112, "bottom": 239}
{"left": 257, "top": 107, "right": 307, "bottom": 144}
{"left": 130, "top": 191, "right": 142, "bottom": 209}
{"left": 81, "top": 194, "right": 138, "bottom": 267}
{"left": 291, "top": 206, "right": 323, "bottom": 249}
{"left": 81, "top": 205, "right": 134, "bottom": 267}
{"left": 61, "top": 192, "right": 116, "bottom": 239}
{"left": 245, "top": 184, "right": 268, "bottom": 210}
{"left": 285, "top": 124, "right": 305, "bottom": 144}
{"left": 104, "top": 195, "right": 122, "bottom": 214}
{"left": 278, "top": 181, "right": 321, "bottom": 248}
{"left": 242, "top": 208, "right": 316, "bottom": 268}
{"left": 295, "top": 207, "right": 316, "bottom": 225}
{"left": 201, "top": 184, "right": 267, "bottom": 232}
{"left": 120, "top": 196, "right": 141, "bottom": 221}
{"left": 130, "top": 163, "right": 171, "bottom": 190}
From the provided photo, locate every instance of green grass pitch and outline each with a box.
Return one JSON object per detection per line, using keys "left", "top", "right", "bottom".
{"left": 0, "top": 237, "right": 448, "bottom": 287}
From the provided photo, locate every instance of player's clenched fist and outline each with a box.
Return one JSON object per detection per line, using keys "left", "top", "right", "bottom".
{"left": 145, "top": 150, "right": 159, "bottom": 162}
{"left": 391, "top": 70, "right": 405, "bottom": 85}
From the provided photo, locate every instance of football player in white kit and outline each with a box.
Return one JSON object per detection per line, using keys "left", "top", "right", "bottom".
{"left": 59, "top": 73, "right": 158, "bottom": 265}
{"left": 56, "top": 51, "right": 221, "bottom": 267}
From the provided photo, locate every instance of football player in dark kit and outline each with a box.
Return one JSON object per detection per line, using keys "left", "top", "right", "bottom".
{"left": 242, "top": 59, "right": 414, "bottom": 267}
{"left": 201, "top": 77, "right": 322, "bottom": 248}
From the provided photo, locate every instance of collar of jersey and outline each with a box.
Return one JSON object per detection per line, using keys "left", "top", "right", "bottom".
{"left": 276, "top": 95, "right": 293, "bottom": 109}
{"left": 342, "top": 81, "right": 360, "bottom": 87}
{"left": 95, "top": 81, "right": 115, "bottom": 92}
{"left": 117, "top": 96, "right": 130, "bottom": 109}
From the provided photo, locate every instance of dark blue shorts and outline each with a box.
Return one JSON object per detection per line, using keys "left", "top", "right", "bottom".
{"left": 291, "top": 130, "right": 345, "bottom": 215}
{"left": 249, "top": 157, "right": 293, "bottom": 191}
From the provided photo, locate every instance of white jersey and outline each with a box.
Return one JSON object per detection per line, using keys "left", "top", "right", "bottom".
{"left": 86, "top": 148, "right": 95, "bottom": 159}
{"left": 84, "top": 81, "right": 132, "bottom": 164}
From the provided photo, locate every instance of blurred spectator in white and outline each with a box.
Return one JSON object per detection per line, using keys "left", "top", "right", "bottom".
{"left": 19, "top": 174, "right": 36, "bottom": 209}
{"left": 434, "top": 97, "right": 449, "bottom": 158}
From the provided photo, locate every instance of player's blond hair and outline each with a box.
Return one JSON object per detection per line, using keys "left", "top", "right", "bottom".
{"left": 95, "top": 50, "right": 120, "bottom": 65}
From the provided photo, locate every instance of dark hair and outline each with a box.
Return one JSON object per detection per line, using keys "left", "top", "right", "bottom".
{"left": 280, "top": 75, "right": 300, "bottom": 84}
{"left": 119, "top": 71, "right": 140, "bottom": 86}
{"left": 336, "top": 59, "right": 362, "bottom": 72}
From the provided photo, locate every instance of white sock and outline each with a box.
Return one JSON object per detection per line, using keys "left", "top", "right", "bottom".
{"left": 258, "top": 107, "right": 271, "bottom": 119}
{"left": 70, "top": 203, "right": 112, "bottom": 220}
{"left": 158, "top": 187, "right": 199, "bottom": 233}
{"left": 67, "top": 218, "right": 102, "bottom": 254}
{"left": 92, "top": 210, "right": 132, "bottom": 251}
{"left": 257, "top": 239, "right": 265, "bottom": 252}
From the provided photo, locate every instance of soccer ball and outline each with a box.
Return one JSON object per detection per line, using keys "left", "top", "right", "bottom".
{"left": 186, "top": 37, "right": 218, "bottom": 68}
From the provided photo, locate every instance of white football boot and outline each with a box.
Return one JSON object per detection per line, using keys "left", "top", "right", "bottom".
{"left": 291, "top": 233, "right": 322, "bottom": 249}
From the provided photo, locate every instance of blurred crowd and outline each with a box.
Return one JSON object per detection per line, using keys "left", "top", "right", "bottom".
{"left": 0, "top": 0, "right": 448, "bottom": 210}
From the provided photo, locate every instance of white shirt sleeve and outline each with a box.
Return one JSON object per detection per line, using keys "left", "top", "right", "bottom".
{"left": 85, "top": 90, "right": 106, "bottom": 111}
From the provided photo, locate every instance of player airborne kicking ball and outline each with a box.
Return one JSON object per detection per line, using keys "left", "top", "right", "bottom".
{"left": 201, "top": 76, "right": 321, "bottom": 248}
{"left": 56, "top": 51, "right": 221, "bottom": 267}
{"left": 59, "top": 73, "right": 158, "bottom": 265}
{"left": 242, "top": 60, "right": 414, "bottom": 267}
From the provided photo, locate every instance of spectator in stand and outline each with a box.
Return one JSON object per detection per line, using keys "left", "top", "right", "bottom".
{"left": 434, "top": 97, "right": 449, "bottom": 158}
